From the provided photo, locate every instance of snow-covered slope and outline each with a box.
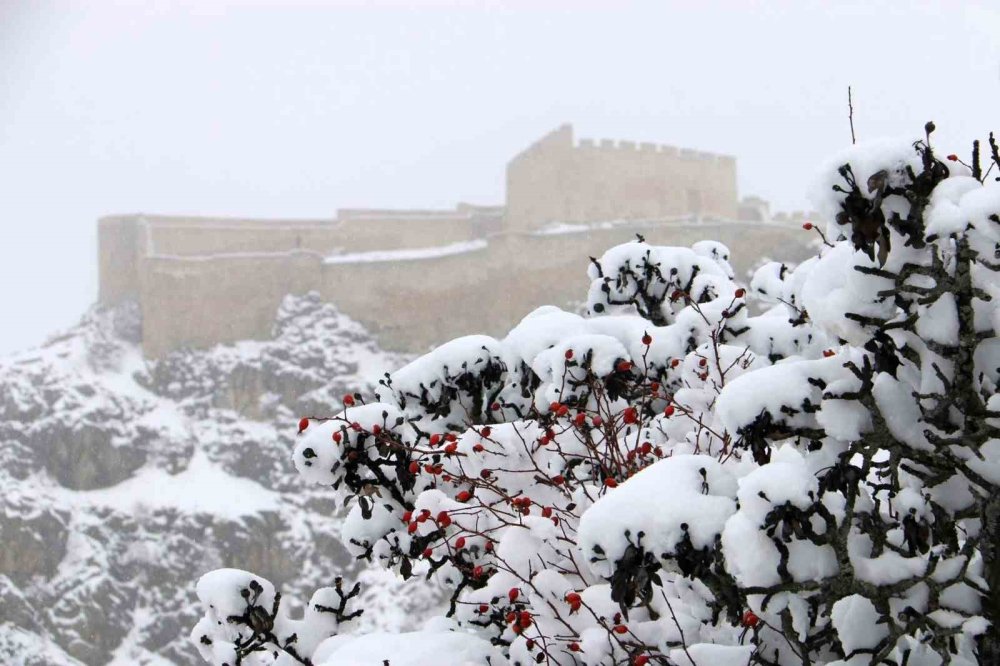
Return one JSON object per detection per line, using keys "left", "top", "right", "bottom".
{"left": 0, "top": 293, "right": 442, "bottom": 664}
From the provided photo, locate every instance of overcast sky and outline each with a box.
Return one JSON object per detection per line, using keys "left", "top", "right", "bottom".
{"left": 1, "top": 0, "right": 998, "bottom": 355}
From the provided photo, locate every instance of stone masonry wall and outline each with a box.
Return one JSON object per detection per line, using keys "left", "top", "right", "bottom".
{"left": 505, "top": 125, "right": 738, "bottom": 233}
{"left": 97, "top": 126, "right": 799, "bottom": 357}
{"left": 113, "top": 216, "right": 813, "bottom": 357}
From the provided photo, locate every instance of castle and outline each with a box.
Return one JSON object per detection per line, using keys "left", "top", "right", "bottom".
{"left": 98, "top": 124, "right": 815, "bottom": 357}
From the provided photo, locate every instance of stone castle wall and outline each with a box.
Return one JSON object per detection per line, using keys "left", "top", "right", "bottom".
{"left": 505, "top": 124, "right": 738, "bottom": 233}
{"left": 97, "top": 125, "right": 813, "bottom": 357}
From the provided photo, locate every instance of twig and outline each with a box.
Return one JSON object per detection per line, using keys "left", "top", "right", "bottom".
{"left": 661, "top": 589, "right": 699, "bottom": 666}
{"left": 848, "top": 86, "right": 856, "bottom": 145}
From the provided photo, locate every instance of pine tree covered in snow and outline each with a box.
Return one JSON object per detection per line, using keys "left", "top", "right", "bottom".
{"left": 192, "top": 126, "right": 1000, "bottom": 665}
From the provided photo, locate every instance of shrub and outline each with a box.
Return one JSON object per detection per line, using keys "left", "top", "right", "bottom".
{"left": 192, "top": 125, "right": 1000, "bottom": 666}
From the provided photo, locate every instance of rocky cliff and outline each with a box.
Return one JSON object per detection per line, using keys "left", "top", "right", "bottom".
{"left": 0, "top": 294, "right": 441, "bottom": 664}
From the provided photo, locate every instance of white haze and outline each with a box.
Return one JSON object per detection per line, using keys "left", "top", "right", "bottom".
{"left": 1, "top": 0, "right": 998, "bottom": 354}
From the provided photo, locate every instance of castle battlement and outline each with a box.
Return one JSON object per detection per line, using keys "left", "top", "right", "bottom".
{"left": 574, "top": 136, "right": 731, "bottom": 164}
{"left": 97, "top": 124, "right": 811, "bottom": 358}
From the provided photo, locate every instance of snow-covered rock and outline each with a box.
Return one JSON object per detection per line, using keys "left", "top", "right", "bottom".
{"left": 0, "top": 294, "right": 438, "bottom": 665}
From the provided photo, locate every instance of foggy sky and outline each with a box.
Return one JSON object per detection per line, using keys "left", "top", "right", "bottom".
{"left": 1, "top": 0, "right": 998, "bottom": 355}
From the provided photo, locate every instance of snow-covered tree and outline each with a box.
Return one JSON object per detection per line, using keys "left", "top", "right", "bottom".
{"left": 191, "top": 125, "right": 1000, "bottom": 665}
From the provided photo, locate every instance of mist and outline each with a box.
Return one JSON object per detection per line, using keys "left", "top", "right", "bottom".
{"left": 1, "top": 0, "right": 998, "bottom": 354}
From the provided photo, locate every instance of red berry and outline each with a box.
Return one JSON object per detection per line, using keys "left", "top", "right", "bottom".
{"left": 485, "top": 540, "right": 494, "bottom": 552}
{"left": 640, "top": 442, "right": 652, "bottom": 455}
{"left": 472, "top": 443, "right": 484, "bottom": 453}
{"left": 617, "top": 360, "right": 633, "bottom": 373}
{"left": 408, "top": 461, "right": 420, "bottom": 474}
{"left": 642, "top": 333, "right": 653, "bottom": 345}
{"left": 445, "top": 433, "right": 457, "bottom": 442}
{"left": 372, "top": 424, "right": 381, "bottom": 435}
{"left": 574, "top": 412, "right": 587, "bottom": 427}
{"left": 454, "top": 536, "right": 466, "bottom": 549}
{"left": 947, "top": 154, "right": 959, "bottom": 161}
{"left": 479, "top": 604, "right": 489, "bottom": 613}
{"left": 823, "top": 349, "right": 835, "bottom": 357}
{"left": 473, "top": 565, "right": 484, "bottom": 577}
{"left": 633, "top": 656, "right": 650, "bottom": 666}
{"left": 491, "top": 402, "right": 501, "bottom": 411}
{"left": 422, "top": 547, "right": 432, "bottom": 558}
{"left": 343, "top": 394, "right": 355, "bottom": 406}
{"left": 542, "top": 507, "right": 553, "bottom": 518}
{"left": 444, "top": 442, "right": 458, "bottom": 455}
{"left": 564, "top": 349, "right": 574, "bottom": 360}
{"left": 698, "top": 358, "right": 707, "bottom": 367}
{"left": 604, "top": 477, "right": 618, "bottom": 488}
{"left": 623, "top": 407, "right": 638, "bottom": 424}
{"left": 735, "top": 288, "right": 746, "bottom": 298}
{"left": 480, "top": 469, "right": 491, "bottom": 479}
{"left": 613, "top": 624, "right": 628, "bottom": 634}
{"left": 508, "top": 587, "right": 519, "bottom": 603}
{"left": 456, "top": 490, "right": 472, "bottom": 502}
{"left": 429, "top": 433, "right": 442, "bottom": 447}
{"left": 402, "top": 511, "right": 412, "bottom": 523}
{"left": 519, "top": 610, "right": 532, "bottom": 628}
{"left": 565, "top": 592, "right": 581, "bottom": 604}
{"left": 670, "top": 358, "right": 680, "bottom": 368}
{"left": 557, "top": 404, "right": 569, "bottom": 417}
{"left": 298, "top": 417, "right": 310, "bottom": 433}
{"left": 742, "top": 610, "right": 760, "bottom": 627}
{"left": 332, "top": 431, "right": 342, "bottom": 443}
{"left": 591, "top": 415, "right": 603, "bottom": 427}
{"left": 350, "top": 422, "right": 362, "bottom": 432}
{"left": 436, "top": 511, "right": 451, "bottom": 527}
{"left": 802, "top": 222, "right": 813, "bottom": 230}
{"left": 551, "top": 474, "right": 565, "bottom": 485}
{"left": 407, "top": 522, "right": 418, "bottom": 534}
{"left": 481, "top": 426, "right": 492, "bottom": 438}
{"left": 569, "top": 642, "right": 581, "bottom": 652}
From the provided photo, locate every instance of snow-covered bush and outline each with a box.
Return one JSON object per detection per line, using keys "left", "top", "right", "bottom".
{"left": 191, "top": 125, "right": 1000, "bottom": 665}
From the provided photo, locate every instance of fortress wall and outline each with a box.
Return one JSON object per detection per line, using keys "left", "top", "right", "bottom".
{"left": 317, "top": 245, "right": 500, "bottom": 352}
{"left": 98, "top": 216, "right": 142, "bottom": 303}
{"left": 334, "top": 215, "right": 478, "bottom": 254}
{"left": 297, "top": 223, "right": 815, "bottom": 354}
{"left": 506, "top": 126, "right": 739, "bottom": 233}
{"left": 505, "top": 126, "right": 576, "bottom": 235}
{"left": 95, "top": 124, "right": 791, "bottom": 358}
{"left": 487, "top": 222, "right": 812, "bottom": 328}
{"left": 138, "top": 252, "right": 323, "bottom": 357}
{"left": 131, "top": 220, "right": 812, "bottom": 358}
{"left": 138, "top": 210, "right": 489, "bottom": 260}
{"left": 145, "top": 223, "right": 342, "bottom": 257}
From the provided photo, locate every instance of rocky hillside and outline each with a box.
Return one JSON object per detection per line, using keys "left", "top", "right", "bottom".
{"left": 0, "top": 294, "right": 442, "bottom": 665}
